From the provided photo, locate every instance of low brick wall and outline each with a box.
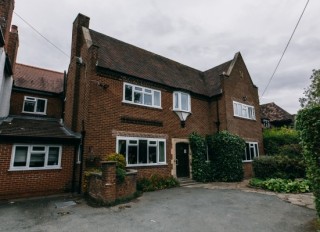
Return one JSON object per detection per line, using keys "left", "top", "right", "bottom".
{"left": 87, "top": 161, "right": 137, "bottom": 204}
{"left": 243, "top": 162, "right": 253, "bottom": 179}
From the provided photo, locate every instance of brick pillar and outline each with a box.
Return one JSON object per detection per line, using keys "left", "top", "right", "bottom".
{"left": 101, "top": 161, "right": 116, "bottom": 203}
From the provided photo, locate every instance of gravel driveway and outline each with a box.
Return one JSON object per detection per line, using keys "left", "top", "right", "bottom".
{"left": 0, "top": 187, "right": 316, "bottom": 232}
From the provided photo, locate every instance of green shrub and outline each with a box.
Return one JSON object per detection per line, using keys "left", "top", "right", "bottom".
{"left": 105, "top": 153, "right": 126, "bottom": 170}
{"left": 137, "top": 174, "right": 180, "bottom": 192}
{"left": 253, "top": 155, "right": 306, "bottom": 180}
{"left": 189, "top": 132, "right": 214, "bottom": 182}
{"left": 210, "top": 131, "right": 245, "bottom": 182}
{"left": 263, "top": 127, "right": 300, "bottom": 156}
{"left": 249, "top": 178, "right": 311, "bottom": 193}
{"left": 296, "top": 106, "right": 320, "bottom": 217}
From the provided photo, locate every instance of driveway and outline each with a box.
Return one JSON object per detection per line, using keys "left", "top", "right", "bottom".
{"left": 0, "top": 187, "right": 316, "bottom": 232}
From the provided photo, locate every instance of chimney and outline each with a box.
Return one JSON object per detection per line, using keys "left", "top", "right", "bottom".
{"left": 70, "top": 13, "right": 90, "bottom": 61}
{"left": 0, "top": 0, "right": 15, "bottom": 49}
{"left": 7, "top": 24, "right": 19, "bottom": 71}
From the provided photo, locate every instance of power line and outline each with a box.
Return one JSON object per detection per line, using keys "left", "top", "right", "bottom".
{"left": 261, "top": 0, "right": 310, "bottom": 97}
{"left": 13, "top": 11, "right": 70, "bottom": 59}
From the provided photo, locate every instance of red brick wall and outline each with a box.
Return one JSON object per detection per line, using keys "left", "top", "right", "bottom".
{"left": 10, "top": 90, "right": 63, "bottom": 118}
{"left": 0, "top": 143, "right": 75, "bottom": 199}
{"left": 0, "top": 0, "right": 14, "bottom": 48}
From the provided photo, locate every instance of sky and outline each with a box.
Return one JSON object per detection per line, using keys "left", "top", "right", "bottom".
{"left": 12, "top": 0, "right": 320, "bottom": 114}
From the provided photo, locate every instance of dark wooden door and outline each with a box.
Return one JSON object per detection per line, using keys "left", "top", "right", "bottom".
{"left": 176, "top": 142, "right": 189, "bottom": 177}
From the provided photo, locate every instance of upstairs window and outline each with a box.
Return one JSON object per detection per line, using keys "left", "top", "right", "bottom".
{"left": 123, "top": 83, "right": 161, "bottom": 108}
{"left": 23, "top": 96, "right": 47, "bottom": 115}
{"left": 233, "top": 101, "right": 255, "bottom": 120}
{"left": 173, "top": 92, "right": 191, "bottom": 112}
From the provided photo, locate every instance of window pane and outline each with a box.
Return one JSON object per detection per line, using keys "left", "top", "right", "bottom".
{"left": 24, "top": 101, "right": 35, "bottom": 112}
{"left": 48, "top": 147, "right": 59, "bottom": 165}
{"left": 36, "top": 99, "right": 46, "bottom": 113}
{"left": 14, "top": 146, "right": 28, "bottom": 167}
{"left": 118, "top": 140, "right": 127, "bottom": 156}
{"left": 145, "top": 89, "right": 152, "bottom": 93}
{"left": 32, "top": 146, "right": 45, "bottom": 151}
{"left": 139, "top": 140, "right": 148, "bottom": 164}
{"left": 125, "top": 85, "right": 133, "bottom": 101}
{"left": 144, "top": 93, "right": 152, "bottom": 106}
{"left": 128, "top": 146, "right": 138, "bottom": 164}
{"left": 154, "top": 91, "right": 160, "bottom": 106}
{"left": 250, "top": 147, "right": 255, "bottom": 160}
{"left": 134, "top": 92, "right": 142, "bottom": 104}
{"left": 135, "top": 87, "right": 142, "bottom": 91}
{"left": 174, "top": 93, "right": 179, "bottom": 109}
{"left": 181, "top": 93, "right": 189, "bottom": 111}
{"left": 149, "top": 146, "right": 157, "bottom": 163}
{"left": 254, "top": 144, "right": 259, "bottom": 158}
{"left": 245, "top": 143, "right": 250, "bottom": 161}
{"left": 30, "top": 153, "right": 45, "bottom": 167}
{"left": 159, "top": 141, "right": 165, "bottom": 162}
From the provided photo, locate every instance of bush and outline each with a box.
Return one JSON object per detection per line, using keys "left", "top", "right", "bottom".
{"left": 253, "top": 155, "right": 306, "bottom": 180}
{"left": 263, "top": 127, "right": 300, "bottom": 156}
{"left": 210, "top": 131, "right": 245, "bottom": 182}
{"left": 189, "top": 133, "right": 214, "bottom": 182}
{"left": 296, "top": 106, "right": 320, "bottom": 217}
{"left": 137, "top": 174, "right": 180, "bottom": 192}
{"left": 249, "top": 178, "right": 311, "bottom": 193}
{"left": 105, "top": 153, "right": 126, "bottom": 170}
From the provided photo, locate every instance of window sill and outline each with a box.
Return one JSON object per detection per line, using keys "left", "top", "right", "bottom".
{"left": 22, "top": 111, "right": 47, "bottom": 116}
{"left": 242, "top": 160, "right": 253, "bottom": 163}
{"left": 8, "top": 167, "right": 62, "bottom": 171}
{"left": 122, "top": 101, "right": 162, "bottom": 110}
{"left": 126, "top": 163, "right": 168, "bottom": 168}
{"left": 233, "top": 116, "right": 256, "bottom": 121}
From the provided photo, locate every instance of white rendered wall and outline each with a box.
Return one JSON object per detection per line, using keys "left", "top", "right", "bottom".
{"left": 0, "top": 47, "right": 13, "bottom": 118}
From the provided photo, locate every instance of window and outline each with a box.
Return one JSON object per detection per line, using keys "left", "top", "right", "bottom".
{"left": 116, "top": 137, "right": 166, "bottom": 166}
{"left": 233, "top": 101, "right": 255, "bottom": 120}
{"left": 173, "top": 92, "right": 191, "bottom": 112}
{"left": 10, "top": 145, "right": 62, "bottom": 170}
{"left": 262, "top": 119, "right": 270, "bottom": 128}
{"left": 23, "top": 96, "right": 47, "bottom": 114}
{"left": 123, "top": 83, "right": 161, "bottom": 108}
{"left": 243, "top": 142, "right": 259, "bottom": 162}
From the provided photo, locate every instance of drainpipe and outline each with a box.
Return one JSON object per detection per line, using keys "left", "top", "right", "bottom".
{"left": 216, "top": 99, "right": 221, "bottom": 132}
{"left": 78, "top": 120, "right": 86, "bottom": 194}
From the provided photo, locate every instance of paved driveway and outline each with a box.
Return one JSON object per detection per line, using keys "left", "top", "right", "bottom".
{"left": 0, "top": 187, "right": 316, "bottom": 232}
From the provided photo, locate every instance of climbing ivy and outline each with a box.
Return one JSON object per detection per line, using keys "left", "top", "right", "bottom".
{"left": 296, "top": 106, "right": 320, "bottom": 217}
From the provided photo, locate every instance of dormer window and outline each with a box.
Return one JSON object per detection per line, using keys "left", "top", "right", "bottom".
{"left": 173, "top": 92, "right": 191, "bottom": 112}
{"left": 22, "top": 96, "right": 47, "bottom": 115}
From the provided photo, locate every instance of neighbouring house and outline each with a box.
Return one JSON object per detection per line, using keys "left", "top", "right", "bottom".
{"left": 64, "top": 14, "right": 263, "bottom": 181}
{"left": 260, "top": 102, "right": 295, "bottom": 128}
{"left": 0, "top": 63, "right": 81, "bottom": 199}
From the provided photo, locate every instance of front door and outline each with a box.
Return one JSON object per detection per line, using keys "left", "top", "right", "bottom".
{"left": 176, "top": 142, "right": 189, "bottom": 178}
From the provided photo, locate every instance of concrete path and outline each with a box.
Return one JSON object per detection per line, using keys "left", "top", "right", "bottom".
{"left": 183, "top": 179, "right": 316, "bottom": 210}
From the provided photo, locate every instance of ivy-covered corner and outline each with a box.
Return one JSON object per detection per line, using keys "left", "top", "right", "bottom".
{"left": 189, "top": 131, "right": 245, "bottom": 183}
{"left": 296, "top": 106, "right": 320, "bottom": 217}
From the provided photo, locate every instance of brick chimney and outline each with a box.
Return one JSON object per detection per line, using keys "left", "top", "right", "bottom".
{"left": 7, "top": 24, "right": 18, "bottom": 70}
{"left": 70, "top": 13, "right": 90, "bottom": 61}
{"left": 0, "top": 0, "right": 15, "bottom": 48}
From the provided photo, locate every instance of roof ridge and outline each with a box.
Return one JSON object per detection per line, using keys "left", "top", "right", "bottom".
{"left": 89, "top": 29, "right": 203, "bottom": 74}
{"left": 15, "top": 63, "right": 64, "bottom": 75}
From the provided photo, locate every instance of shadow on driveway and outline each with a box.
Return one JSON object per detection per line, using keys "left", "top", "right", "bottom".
{"left": 0, "top": 187, "right": 316, "bottom": 232}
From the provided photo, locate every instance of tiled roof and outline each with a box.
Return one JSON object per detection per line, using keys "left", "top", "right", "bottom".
{"left": 13, "top": 63, "right": 64, "bottom": 93}
{"left": 90, "top": 29, "right": 232, "bottom": 97}
{"left": 260, "top": 102, "right": 294, "bottom": 122}
{"left": 0, "top": 116, "right": 80, "bottom": 142}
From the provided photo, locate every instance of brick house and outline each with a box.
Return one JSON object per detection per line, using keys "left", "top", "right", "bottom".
{"left": 0, "top": 63, "right": 81, "bottom": 199}
{"left": 65, "top": 14, "right": 263, "bottom": 180}
{"left": 260, "top": 102, "right": 295, "bottom": 128}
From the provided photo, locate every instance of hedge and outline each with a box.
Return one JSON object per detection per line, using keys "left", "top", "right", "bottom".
{"left": 296, "top": 106, "right": 320, "bottom": 217}
{"left": 252, "top": 155, "right": 306, "bottom": 180}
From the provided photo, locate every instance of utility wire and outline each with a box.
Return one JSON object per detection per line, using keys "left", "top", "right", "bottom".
{"left": 13, "top": 11, "right": 70, "bottom": 59}
{"left": 261, "top": 0, "right": 310, "bottom": 97}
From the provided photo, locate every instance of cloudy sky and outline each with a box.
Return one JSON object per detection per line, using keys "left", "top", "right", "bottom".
{"left": 12, "top": 0, "right": 320, "bottom": 114}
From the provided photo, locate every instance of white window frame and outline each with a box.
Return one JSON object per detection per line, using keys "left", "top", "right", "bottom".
{"left": 22, "top": 96, "right": 47, "bottom": 115}
{"left": 233, "top": 101, "right": 255, "bottom": 120}
{"left": 243, "top": 142, "right": 259, "bottom": 162}
{"left": 123, "top": 82, "right": 161, "bottom": 108}
{"left": 10, "top": 144, "right": 62, "bottom": 171}
{"left": 173, "top": 91, "right": 191, "bottom": 112}
{"left": 116, "top": 136, "right": 166, "bottom": 167}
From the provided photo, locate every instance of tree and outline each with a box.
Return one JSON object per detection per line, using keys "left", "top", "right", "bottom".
{"left": 299, "top": 69, "right": 320, "bottom": 108}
